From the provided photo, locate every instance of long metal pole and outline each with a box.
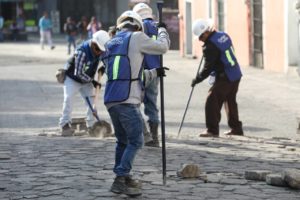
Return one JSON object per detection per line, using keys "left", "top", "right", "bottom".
{"left": 177, "top": 56, "right": 204, "bottom": 138}
{"left": 156, "top": 0, "right": 166, "bottom": 185}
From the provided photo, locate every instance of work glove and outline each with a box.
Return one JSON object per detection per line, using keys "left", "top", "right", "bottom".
{"left": 97, "top": 65, "right": 105, "bottom": 75}
{"left": 191, "top": 76, "right": 202, "bottom": 87}
{"left": 157, "top": 22, "right": 167, "bottom": 29}
{"left": 156, "top": 67, "right": 170, "bottom": 77}
{"left": 92, "top": 80, "right": 101, "bottom": 89}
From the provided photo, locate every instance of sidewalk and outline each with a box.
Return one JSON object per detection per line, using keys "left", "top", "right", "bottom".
{"left": 0, "top": 41, "right": 300, "bottom": 199}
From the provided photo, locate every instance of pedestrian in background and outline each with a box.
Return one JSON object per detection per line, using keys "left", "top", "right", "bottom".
{"left": 77, "top": 16, "right": 88, "bottom": 43}
{"left": 59, "top": 30, "right": 110, "bottom": 136}
{"left": 0, "top": 12, "right": 4, "bottom": 42}
{"left": 9, "top": 19, "right": 18, "bottom": 41}
{"left": 191, "top": 18, "right": 243, "bottom": 137}
{"left": 102, "top": 10, "right": 169, "bottom": 196}
{"left": 87, "top": 16, "right": 102, "bottom": 39}
{"left": 133, "top": 2, "right": 161, "bottom": 147}
{"left": 38, "top": 11, "right": 55, "bottom": 50}
{"left": 64, "top": 16, "right": 77, "bottom": 55}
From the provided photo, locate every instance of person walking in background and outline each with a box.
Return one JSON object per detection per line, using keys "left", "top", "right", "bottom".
{"left": 0, "top": 12, "right": 4, "bottom": 42}
{"left": 64, "top": 17, "right": 77, "bottom": 55}
{"left": 59, "top": 30, "right": 110, "bottom": 136}
{"left": 103, "top": 10, "right": 169, "bottom": 196}
{"left": 133, "top": 2, "right": 161, "bottom": 147}
{"left": 9, "top": 19, "right": 19, "bottom": 41}
{"left": 87, "top": 16, "right": 101, "bottom": 39}
{"left": 191, "top": 18, "right": 243, "bottom": 138}
{"left": 39, "top": 11, "right": 55, "bottom": 50}
{"left": 77, "top": 16, "right": 88, "bottom": 43}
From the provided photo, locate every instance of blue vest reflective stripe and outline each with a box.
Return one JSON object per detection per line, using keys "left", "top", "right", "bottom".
{"left": 143, "top": 19, "right": 160, "bottom": 69}
{"left": 209, "top": 32, "right": 242, "bottom": 82}
{"left": 103, "top": 31, "right": 143, "bottom": 104}
{"left": 66, "top": 41, "right": 99, "bottom": 83}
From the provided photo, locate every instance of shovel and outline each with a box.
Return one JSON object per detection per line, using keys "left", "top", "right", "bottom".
{"left": 85, "top": 96, "right": 112, "bottom": 138}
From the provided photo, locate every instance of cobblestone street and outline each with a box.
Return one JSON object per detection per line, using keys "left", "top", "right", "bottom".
{"left": 0, "top": 40, "right": 300, "bottom": 199}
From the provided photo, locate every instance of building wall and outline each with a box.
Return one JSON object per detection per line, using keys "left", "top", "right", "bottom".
{"left": 288, "top": 0, "right": 299, "bottom": 66}
{"left": 226, "top": 0, "right": 249, "bottom": 67}
{"left": 178, "top": 0, "right": 295, "bottom": 73}
{"left": 263, "top": 0, "right": 285, "bottom": 72}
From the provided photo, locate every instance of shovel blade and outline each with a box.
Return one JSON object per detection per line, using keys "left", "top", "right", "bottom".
{"left": 90, "top": 120, "right": 113, "bottom": 138}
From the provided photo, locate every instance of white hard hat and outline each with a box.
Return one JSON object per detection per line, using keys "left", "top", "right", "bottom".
{"left": 192, "top": 19, "right": 214, "bottom": 37}
{"left": 92, "top": 30, "right": 110, "bottom": 51}
{"left": 116, "top": 10, "right": 144, "bottom": 32}
{"left": 133, "top": 3, "right": 153, "bottom": 19}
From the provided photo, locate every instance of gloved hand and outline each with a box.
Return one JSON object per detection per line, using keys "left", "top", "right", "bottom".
{"left": 157, "top": 22, "right": 167, "bottom": 29}
{"left": 92, "top": 80, "right": 101, "bottom": 89}
{"left": 98, "top": 66, "right": 105, "bottom": 75}
{"left": 191, "top": 77, "right": 202, "bottom": 87}
{"left": 156, "top": 67, "right": 169, "bottom": 77}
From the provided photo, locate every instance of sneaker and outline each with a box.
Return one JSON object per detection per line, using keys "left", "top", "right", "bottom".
{"left": 61, "top": 124, "right": 74, "bottom": 137}
{"left": 110, "top": 176, "right": 142, "bottom": 197}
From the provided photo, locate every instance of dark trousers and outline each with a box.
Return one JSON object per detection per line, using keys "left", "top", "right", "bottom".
{"left": 205, "top": 78, "right": 242, "bottom": 135}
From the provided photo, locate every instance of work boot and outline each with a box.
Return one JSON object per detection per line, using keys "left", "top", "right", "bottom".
{"left": 145, "top": 122, "right": 159, "bottom": 147}
{"left": 125, "top": 176, "right": 142, "bottom": 188}
{"left": 199, "top": 131, "right": 219, "bottom": 138}
{"left": 110, "top": 176, "right": 142, "bottom": 197}
{"left": 224, "top": 129, "right": 244, "bottom": 136}
{"left": 61, "top": 124, "right": 74, "bottom": 137}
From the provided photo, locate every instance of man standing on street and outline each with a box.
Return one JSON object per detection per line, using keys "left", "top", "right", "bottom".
{"left": 102, "top": 10, "right": 169, "bottom": 196}
{"left": 39, "top": 11, "right": 55, "bottom": 50}
{"left": 59, "top": 30, "right": 110, "bottom": 136}
{"left": 133, "top": 3, "right": 161, "bottom": 147}
{"left": 191, "top": 18, "right": 243, "bottom": 137}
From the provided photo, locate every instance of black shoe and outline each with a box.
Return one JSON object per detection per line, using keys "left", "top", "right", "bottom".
{"left": 51, "top": 46, "right": 55, "bottom": 50}
{"left": 110, "top": 176, "right": 142, "bottom": 197}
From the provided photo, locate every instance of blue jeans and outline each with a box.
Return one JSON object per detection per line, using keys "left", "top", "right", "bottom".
{"left": 66, "top": 35, "right": 76, "bottom": 54}
{"left": 143, "top": 77, "right": 159, "bottom": 123}
{"left": 108, "top": 104, "right": 144, "bottom": 177}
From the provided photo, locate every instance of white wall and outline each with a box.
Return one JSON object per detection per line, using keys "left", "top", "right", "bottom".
{"left": 288, "top": 0, "right": 299, "bottom": 66}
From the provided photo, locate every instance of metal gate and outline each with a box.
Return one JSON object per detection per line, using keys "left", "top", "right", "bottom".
{"left": 250, "top": 0, "right": 264, "bottom": 68}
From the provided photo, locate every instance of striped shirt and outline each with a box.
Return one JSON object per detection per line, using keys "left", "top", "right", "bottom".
{"left": 74, "top": 50, "right": 92, "bottom": 83}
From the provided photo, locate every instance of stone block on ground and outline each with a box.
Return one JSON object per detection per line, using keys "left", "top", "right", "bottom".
{"left": 282, "top": 169, "right": 300, "bottom": 189}
{"left": 177, "top": 164, "right": 201, "bottom": 178}
{"left": 266, "top": 174, "right": 287, "bottom": 187}
{"left": 244, "top": 170, "right": 272, "bottom": 181}
{"left": 71, "top": 117, "right": 87, "bottom": 131}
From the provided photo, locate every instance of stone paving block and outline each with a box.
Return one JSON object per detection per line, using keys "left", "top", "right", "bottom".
{"left": 282, "top": 169, "right": 300, "bottom": 189}
{"left": 244, "top": 170, "right": 272, "bottom": 181}
{"left": 266, "top": 173, "right": 288, "bottom": 187}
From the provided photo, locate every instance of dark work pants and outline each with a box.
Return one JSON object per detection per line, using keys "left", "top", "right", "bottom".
{"left": 205, "top": 78, "right": 242, "bottom": 135}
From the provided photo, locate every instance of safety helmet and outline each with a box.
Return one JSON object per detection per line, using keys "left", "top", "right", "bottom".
{"left": 92, "top": 30, "right": 110, "bottom": 51}
{"left": 133, "top": 3, "right": 153, "bottom": 19}
{"left": 116, "top": 10, "right": 144, "bottom": 32}
{"left": 192, "top": 19, "right": 214, "bottom": 37}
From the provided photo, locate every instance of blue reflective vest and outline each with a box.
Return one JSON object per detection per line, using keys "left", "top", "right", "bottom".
{"left": 66, "top": 41, "right": 99, "bottom": 83}
{"left": 209, "top": 32, "right": 242, "bottom": 82}
{"left": 103, "top": 31, "right": 143, "bottom": 104}
{"left": 143, "top": 19, "right": 160, "bottom": 69}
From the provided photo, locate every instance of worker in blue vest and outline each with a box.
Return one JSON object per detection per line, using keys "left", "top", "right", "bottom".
{"left": 59, "top": 30, "right": 110, "bottom": 136}
{"left": 133, "top": 3, "right": 161, "bottom": 147}
{"left": 191, "top": 18, "right": 243, "bottom": 137}
{"left": 102, "top": 10, "right": 169, "bottom": 196}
